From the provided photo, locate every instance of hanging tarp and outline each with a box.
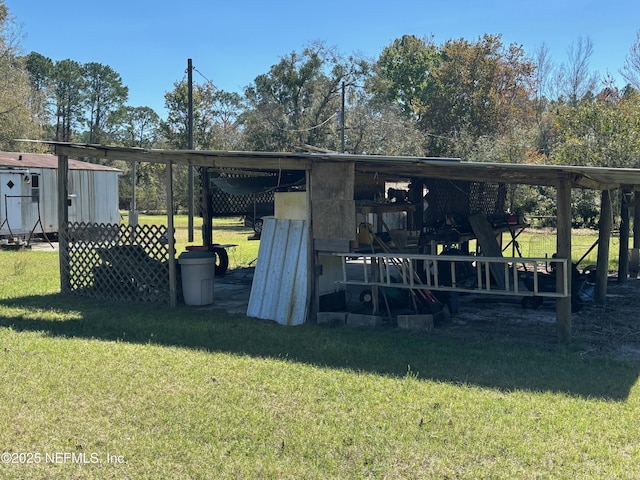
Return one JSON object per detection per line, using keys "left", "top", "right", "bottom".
{"left": 210, "top": 172, "right": 305, "bottom": 195}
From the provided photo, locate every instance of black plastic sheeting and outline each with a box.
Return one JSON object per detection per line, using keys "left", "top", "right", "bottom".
{"left": 210, "top": 172, "right": 305, "bottom": 195}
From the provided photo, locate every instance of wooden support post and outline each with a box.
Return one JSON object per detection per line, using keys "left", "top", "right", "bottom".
{"left": 634, "top": 191, "right": 640, "bottom": 248}
{"left": 618, "top": 189, "right": 631, "bottom": 283}
{"left": 187, "top": 58, "right": 195, "bottom": 243}
{"left": 166, "top": 161, "right": 177, "bottom": 308}
{"left": 408, "top": 177, "right": 424, "bottom": 233}
{"left": 595, "top": 190, "right": 612, "bottom": 304}
{"left": 306, "top": 170, "right": 319, "bottom": 323}
{"left": 556, "top": 176, "right": 572, "bottom": 345}
{"left": 130, "top": 161, "right": 138, "bottom": 226}
{"left": 57, "top": 154, "right": 69, "bottom": 293}
{"left": 201, "top": 168, "right": 212, "bottom": 246}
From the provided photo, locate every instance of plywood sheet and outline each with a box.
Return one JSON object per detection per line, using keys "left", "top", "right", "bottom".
{"left": 310, "top": 162, "right": 354, "bottom": 200}
{"left": 274, "top": 191, "right": 308, "bottom": 220}
{"left": 310, "top": 162, "right": 356, "bottom": 241}
{"left": 312, "top": 199, "right": 356, "bottom": 240}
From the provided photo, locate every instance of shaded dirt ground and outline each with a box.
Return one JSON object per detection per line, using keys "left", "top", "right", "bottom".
{"left": 27, "top": 240, "right": 640, "bottom": 362}
{"left": 438, "top": 277, "right": 640, "bottom": 362}
{"left": 188, "top": 266, "right": 640, "bottom": 363}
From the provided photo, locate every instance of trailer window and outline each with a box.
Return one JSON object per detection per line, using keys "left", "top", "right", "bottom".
{"left": 31, "top": 174, "right": 39, "bottom": 202}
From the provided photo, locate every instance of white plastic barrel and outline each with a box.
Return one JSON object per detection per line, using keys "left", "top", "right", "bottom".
{"left": 178, "top": 251, "right": 215, "bottom": 305}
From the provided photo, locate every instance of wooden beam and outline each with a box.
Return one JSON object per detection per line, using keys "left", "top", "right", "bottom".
{"left": 57, "top": 154, "right": 69, "bottom": 293}
{"left": 38, "top": 141, "right": 640, "bottom": 192}
{"left": 354, "top": 164, "right": 565, "bottom": 187}
{"left": 595, "top": 190, "right": 612, "bottom": 304}
{"left": 556, "top": 176, "right": 572, "bottom": 345}
{"left": 52, "top": 144, "right": 312, "bottom": 171}
{"left": 166, "top": 161, "right": 177, "bottom": 308}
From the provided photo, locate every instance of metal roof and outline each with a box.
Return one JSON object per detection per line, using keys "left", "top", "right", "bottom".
{"left": 18, "top": 140, "right": 640, "bottom": 191}
{"left": 0, "top": 151, "right": 121, "bottom": 172}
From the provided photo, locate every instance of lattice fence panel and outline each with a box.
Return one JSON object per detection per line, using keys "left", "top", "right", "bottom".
{"left": 424, "top": 179, "right": 507, "bottom": 228}
{"left": 61, "top": 222, "right": 171, "bottom": 303}
{"left": 203, "top": 168, "right": 275, "bottom": 216}
{"left": 209, "top": 188, "right": 274, "bottom": 217}
{"left": 469, "top": 182, "right": 507, "bottom": 216}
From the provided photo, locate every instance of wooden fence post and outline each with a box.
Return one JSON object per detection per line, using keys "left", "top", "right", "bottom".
{"left": 166, "top": 161, "right": 177, "bottom": 308}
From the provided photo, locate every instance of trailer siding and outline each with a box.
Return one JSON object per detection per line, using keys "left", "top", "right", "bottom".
{"left": 0, "top": 152, "right": 119, "bottom": 237}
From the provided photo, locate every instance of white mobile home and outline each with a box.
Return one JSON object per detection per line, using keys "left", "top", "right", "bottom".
{"left": 0, "top": 151, "right": 120, "bottom": 238}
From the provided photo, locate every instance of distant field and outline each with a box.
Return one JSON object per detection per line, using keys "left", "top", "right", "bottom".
{"left": 499, "top": 228, "right": 627, "bottom": 271}
{"left": 131, "top": 213, "right": 261, "bottom": 270}
{"left": 128, "top": 213, "right": 628, "bottom": 272}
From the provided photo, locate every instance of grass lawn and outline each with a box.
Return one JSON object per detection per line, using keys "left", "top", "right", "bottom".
{"left": 155, "top": 214, "right": 261, "bottom": 269}
{"left": 1, "top": 220, "right": 639, "bottom": 478}
{"left": 461, "top": 228, "right": 625, "bottom": 272}
{"left": 153, "top": 212, "right": 625, "bottom": 271}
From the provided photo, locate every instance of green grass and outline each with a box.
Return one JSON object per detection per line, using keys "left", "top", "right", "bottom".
{"left": 2, "top": 225, "right": 640, "bottom": 478}
{"left": 513, "top": 229, "right": 626, "bottom": 270}
{"left": 136, "top": 213, "right": 260, "bottom": 269}
{"left": 465, "top": 228, "right": 626, "bottom": 271}
{"left": 137, "top": 213, "right": 624, "bottom": 271}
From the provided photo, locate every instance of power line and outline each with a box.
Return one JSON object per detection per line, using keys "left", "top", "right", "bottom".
{"left": 185, "top": 64, "right": 214, "bottom": 86}
{"left": 287, "top": 112, "right": 338, "bottom": 132}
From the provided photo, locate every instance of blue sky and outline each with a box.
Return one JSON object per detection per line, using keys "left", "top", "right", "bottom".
{"left": 8, "top": 0, "right": 640, "bottom": 117}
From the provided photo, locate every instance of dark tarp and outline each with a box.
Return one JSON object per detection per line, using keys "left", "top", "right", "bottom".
{"left": 210, "top": 172, "right": 305, "bottom": 195}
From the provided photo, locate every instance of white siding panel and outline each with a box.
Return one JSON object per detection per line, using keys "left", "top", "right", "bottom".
{"left": 40, "top": 168, "right": 59, "bottom": 232}
{"left": 61, "top": 169, "right": 119, "bottom": 226}
{"left": 247, "top": 218, "right": 309, "bottom": 325}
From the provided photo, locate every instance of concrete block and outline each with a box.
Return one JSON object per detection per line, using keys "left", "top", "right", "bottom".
{"left": 630, "top": 248, "right": 640, "bottom": 278}
{"left": 316, "top": 311, "right": 348, "bottom": 325}
{"left": 346, "top": 313, "right": 384, "bottom": 327}
{"left": 397, "top": 314, "right": 434, "bottom": 332}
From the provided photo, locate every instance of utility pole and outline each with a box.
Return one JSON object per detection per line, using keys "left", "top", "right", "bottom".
{"left": 341, "top": 81, "right": 346, "bottom": 153}
{"left": 187, "top": 58, "right": 194, "bottom": 242}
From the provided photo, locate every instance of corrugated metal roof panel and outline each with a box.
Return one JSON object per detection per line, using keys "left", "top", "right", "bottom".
{"left": 40, "top": 140, "right": 640, "bottom": 190}
{"left": 0, "top": 151, "right": 121, "bottom": 172}
{"left": 247, "top": 218, "right": 309, "bottom": 326}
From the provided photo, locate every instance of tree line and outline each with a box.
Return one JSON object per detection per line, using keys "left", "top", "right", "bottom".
{"left": 3, "top": 1, "right": 640, "bottom": 224}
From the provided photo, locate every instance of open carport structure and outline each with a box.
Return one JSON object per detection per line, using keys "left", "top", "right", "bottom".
{"left": 38, "top": 141, "right": 640, "bottom": 344}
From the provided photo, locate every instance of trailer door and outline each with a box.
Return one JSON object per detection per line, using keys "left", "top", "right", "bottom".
{"left": 1, "top": 172, "right": 23, "bottom": 234}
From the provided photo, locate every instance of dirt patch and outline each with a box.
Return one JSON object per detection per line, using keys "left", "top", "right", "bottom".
{"left": 435, "top": 278, "right": 640, "bottom": 362}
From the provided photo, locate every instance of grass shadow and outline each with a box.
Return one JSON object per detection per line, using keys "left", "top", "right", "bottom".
{"left": 1, "top": 293, "right": 638, "bottom": 401}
